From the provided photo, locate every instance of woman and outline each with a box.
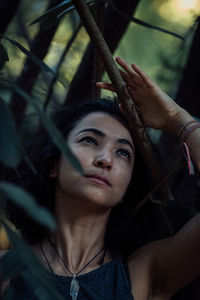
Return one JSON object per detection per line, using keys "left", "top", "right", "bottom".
{"left": 3, "top": 57, "right": 200, "bottom": 299}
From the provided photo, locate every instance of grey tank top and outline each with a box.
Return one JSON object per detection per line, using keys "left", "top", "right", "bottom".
{"left": 11, "top": 256, "right": 134, "bottom": 299}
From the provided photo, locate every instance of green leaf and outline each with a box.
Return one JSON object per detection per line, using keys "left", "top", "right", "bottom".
{"left": 30, "top": 0, "right": 74, "bottom": 30}
{"left": 0, "top": 43, "right": 9, "bottom": 68}
{"left": 0, "top": 182, "right": 56, "bottom": 230}
{"left": 109, "top": 0, "right": 184, "bottom": 40}
{"left": 2, "top": 285, "right": 16, "bottom": 300}
{"left": 12, "top": 83, "right": 83, "bottom": 174}
{"left": 1, "top": 224, "right": 65, "bottom": 299}
{"left": 0, "top": 98, "right": 20, "bottom": 167}
{"left": 0, "top": 249, "right": 23, "bottom": 278}
{"left": 21, "top": 146, "right": 37, "bottom": 175}
{"left": 21, "top": 270, "right": 64, "bottom": 300}
{"left": 0, "top": 223, "right": 45, "bottom": 275}
{"left": 0, "top": 35, "right": 67, "bottom": 88}
{"left": 30, "top": 0, "right": 95, "bottom": 30}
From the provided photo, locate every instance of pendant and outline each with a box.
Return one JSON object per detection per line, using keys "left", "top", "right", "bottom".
{"left": 70, "top": 274, "right": 80, "bottom": 300}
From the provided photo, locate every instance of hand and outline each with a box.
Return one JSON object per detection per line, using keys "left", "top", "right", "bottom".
{"left": 96, "top": 56, "right": 183, "bottom": 131}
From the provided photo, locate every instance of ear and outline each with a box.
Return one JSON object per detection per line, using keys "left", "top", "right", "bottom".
{"left": 49, "top": 162, "right": 57, "bottom": 178}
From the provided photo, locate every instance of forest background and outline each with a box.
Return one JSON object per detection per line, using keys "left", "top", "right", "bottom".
{"left": 0, "top": 0, "right": 200, "bottom": 299}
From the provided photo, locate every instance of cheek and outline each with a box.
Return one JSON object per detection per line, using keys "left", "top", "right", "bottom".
{"left": 72, "top": 147, "right": 93, "bottom": 169}
{"left": 115, "top": 163, "right": 133, "bottom": 193}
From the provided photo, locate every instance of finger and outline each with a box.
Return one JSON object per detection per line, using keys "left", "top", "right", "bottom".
{"left": 96, "top": 82, "right": 115, "bottom": 92}
{"left": 116, "top": 56, "right": 142, "bottom": 84}
{"left": 115, "top": 56, "right": 134, "bottom": 75}
{"left": 131, "top": 63, "right": 153, "bottom": 87}
{"left": 119, "top": 70, "right": 137, "bottom": 88}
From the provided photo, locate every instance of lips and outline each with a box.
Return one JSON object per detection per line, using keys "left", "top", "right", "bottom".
{"left": 84, "top": 174, "right": 112, "bottom": 186}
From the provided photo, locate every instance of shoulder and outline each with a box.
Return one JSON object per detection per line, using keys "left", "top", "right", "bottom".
{"left": 127, "top": 238, "right": 170, "bottom": 299}
{"left": 128, "top": 214, "right": 200, "bottom": 299}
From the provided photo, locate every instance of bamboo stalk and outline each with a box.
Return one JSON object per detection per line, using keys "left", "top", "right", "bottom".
{"left": 72, "top": 0, "right": 173, "bottom": 201}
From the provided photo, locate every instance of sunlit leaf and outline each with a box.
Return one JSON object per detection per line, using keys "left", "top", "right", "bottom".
{"left": 0, "top": 182, "right": 56, "bottom": 230}
{"left": 12, "top": 83, "right": 83, "bottom": 174}
{"left": 0, "top": 35, "right": 67, "bottom": 88}
{"left": 0, "top": 98, "right": 20, "bottom": 167}
{"left": 30, "top": 0, "right": 95, "bottom": 30}
{"left": 0, "top": 43, "right": 9, "bottom": 68}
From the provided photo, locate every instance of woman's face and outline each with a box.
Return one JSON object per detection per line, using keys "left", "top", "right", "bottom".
{"left": 53, "top": 112, "right": 135, "bottom": 210}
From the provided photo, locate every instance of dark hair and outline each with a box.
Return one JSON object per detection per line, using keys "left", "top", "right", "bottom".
{"left": 6, "top": 99, "right": 153, "bottom": 256}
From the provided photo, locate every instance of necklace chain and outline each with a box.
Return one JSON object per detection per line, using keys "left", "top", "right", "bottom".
{"left": 40, "top": 238, "right": 105, "bottom": 300}
{"left": 40, "top": 240, "right": 53, "bottom": 273}
{"left": 47, "top": 236, "right": 104, "bottom": 277}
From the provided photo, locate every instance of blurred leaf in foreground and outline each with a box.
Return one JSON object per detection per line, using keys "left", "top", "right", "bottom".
{"left": 1, "top": 222, "right": 65, "bottom": 299}
{"left": 0, "top": 182, "right": 56, "bottom": 231}
{"left": 12, "top": 83, "right": 83, "bottom": 174}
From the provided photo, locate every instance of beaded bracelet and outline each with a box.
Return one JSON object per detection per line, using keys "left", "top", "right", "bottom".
{"left": 178, "top": 120, "right": 200, "bottom": 175}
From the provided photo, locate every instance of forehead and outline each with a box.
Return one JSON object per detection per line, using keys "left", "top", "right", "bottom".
{"left": 69, "top": 112, "right": 133, "bottom": 142}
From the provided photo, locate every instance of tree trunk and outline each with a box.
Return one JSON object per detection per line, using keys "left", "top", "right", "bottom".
{"left": 9, "top": 0, "right": 60, "bottom": 129}
{"left": 0, "top": 1, "right": 21, "bottom": 35}
{"left": 65, "top": 0, "right": 140, "bottom": 104}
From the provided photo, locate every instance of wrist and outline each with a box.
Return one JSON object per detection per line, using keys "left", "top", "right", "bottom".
{"left": 166, "top": 108, "right": 194, "bottom": 136}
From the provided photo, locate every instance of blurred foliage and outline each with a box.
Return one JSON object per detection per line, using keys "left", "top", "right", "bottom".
{"left": 0, "top": 0, "right": 200, "bottom": 298}
{"left": 115, "top": 0, "right": 200, "bottom": 97}
{"left": 1, "top": 0, "right": 198, "bottom": 104}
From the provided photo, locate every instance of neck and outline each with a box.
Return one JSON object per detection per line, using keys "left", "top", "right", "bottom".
{"left": 50, "top": 189, "right": 111, "bottom": 275}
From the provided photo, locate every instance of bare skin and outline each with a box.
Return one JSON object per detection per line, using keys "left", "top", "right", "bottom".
{"left": 39, "top": 112, "right": 134, "bottom": 277}
{"left": 1, "top": 58, "right": 200, "bottom": 299}
{"left": 96, "top": 56, "right": 200, "bottom": 170}
{"left": 97, "top": 56, "right": 200, "bottom": 299}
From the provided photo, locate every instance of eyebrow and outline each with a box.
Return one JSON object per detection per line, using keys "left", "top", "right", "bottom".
{"left": 76, "top": 128, "right": 134, "bottom": 152}
{"left": 117, "top": 138, "right": 134, "bottom": 152}
{"left": 76, "top": 128, "right": 105, "bottom": 137}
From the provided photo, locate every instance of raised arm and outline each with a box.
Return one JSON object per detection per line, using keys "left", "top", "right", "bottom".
{"left": 97, "top": 57, "right": 200, "bottom": 298}
{"left": 97, "top": 56, "right": 200, "bottom": 171}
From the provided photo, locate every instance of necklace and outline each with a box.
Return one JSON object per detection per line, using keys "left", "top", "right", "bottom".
{"left": 41, "top": 237, "right": 104, "bottom": 300}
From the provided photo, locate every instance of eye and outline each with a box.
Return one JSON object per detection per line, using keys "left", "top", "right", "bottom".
{"left": 116, "top": 148, "right": 131, "bottom": 160}
{"left": 79, "top": 136, "right": 98, "bottom": 145}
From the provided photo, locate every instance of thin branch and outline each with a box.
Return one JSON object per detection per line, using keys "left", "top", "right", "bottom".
{"left": 72, "top": 0, "right": 173, "bottom": 201}
{"left": 133, "top": 163, "right": 185, "bottom": 215}
{"left": 65, "top": 0, "right": 139, "bottom": 103}
{"left": 92, "top": 1, "right": 105, "bottom": 99}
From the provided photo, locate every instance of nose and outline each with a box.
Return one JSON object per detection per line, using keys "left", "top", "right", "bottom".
{"left": 94, "top": 151, "right": 112, "bottom": 171}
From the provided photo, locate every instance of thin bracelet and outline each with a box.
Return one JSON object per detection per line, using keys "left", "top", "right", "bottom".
{"left": 182, "top": 124, "right": 200, "bottom": 143}
{"left": 178, "top": 120, "right": 200, "bottom": 142}
{"left": 178, "top": 120, "right": 200, "bottom": 175}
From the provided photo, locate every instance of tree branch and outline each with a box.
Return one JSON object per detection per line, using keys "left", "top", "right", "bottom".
{"left": 72, "top": 0, "right": 173, "bottom": 201}
{"left": 65, "top": 0, "right": 139, "bottom": 103}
